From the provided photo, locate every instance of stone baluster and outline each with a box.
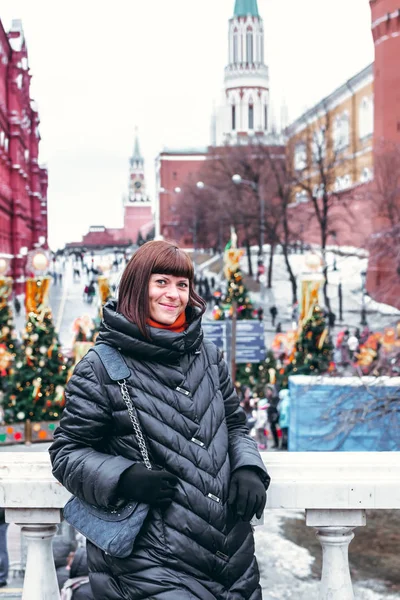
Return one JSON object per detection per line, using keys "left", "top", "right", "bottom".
{"left": 306, "top": 509, "right": 366, "bottom": 600}
{"left": 7, "top": 508, "right": 61, "bottom": 600}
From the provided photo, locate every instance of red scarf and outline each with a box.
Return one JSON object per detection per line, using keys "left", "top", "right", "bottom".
{"left": 147, "top": 311, "right": 187, "bottom": 333}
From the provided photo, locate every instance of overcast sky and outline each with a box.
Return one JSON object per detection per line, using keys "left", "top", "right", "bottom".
{"left": 1, "top": 0, "right": 374, "bottom": 249}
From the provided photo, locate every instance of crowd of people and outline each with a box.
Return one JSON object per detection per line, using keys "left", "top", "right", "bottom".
{"left": 239, "top": 383, "right": 290, "bottom": 452}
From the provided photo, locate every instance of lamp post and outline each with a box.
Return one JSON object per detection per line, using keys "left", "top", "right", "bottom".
{"left": 338, "top": 277, "right": 343, "bottom": 322}
{"left": 232, "top": 174, "right": 265, "bottom": 307}
{"left": 360, "top": 270, "right": 367, "bottom": 326}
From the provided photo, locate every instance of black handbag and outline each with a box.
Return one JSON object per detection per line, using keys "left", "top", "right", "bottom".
{"left": 63, "top": 344, "right": 152, "bottom": 558}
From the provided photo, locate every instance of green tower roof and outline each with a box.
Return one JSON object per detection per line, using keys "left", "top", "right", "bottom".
{"left": 234, "top": 0, "right": 259, "bottom": 17}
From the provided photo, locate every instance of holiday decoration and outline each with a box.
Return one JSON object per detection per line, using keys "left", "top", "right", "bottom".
{"left": 236, "top": 351, "right": 277, "bottom": 395}
{"left": 3, "top": 271, "right": 71, "bottom": 426}
{"left": 70, "top": 315, "right": 96, "bottom": 369}
{"left": 26, "top": 249, "right": 50, "bottom": 277}
{"left": 214, "top": 229, "right": 255, "bottom": 321}
{"left": 0, "top": 423, "right": 25, "bottom": 444}
{"left": 299, "top": 253, "right": 324, "bottom": 324}
{"left": 280, "top": 305, "right": 333, "bottom": 387}
{"left": 0, "top": 277, "right": 19, "bottom": 394}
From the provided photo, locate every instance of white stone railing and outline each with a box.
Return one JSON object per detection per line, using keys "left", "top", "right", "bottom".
{"left": 1, "top": 452, "right": 400, "bottom": 599}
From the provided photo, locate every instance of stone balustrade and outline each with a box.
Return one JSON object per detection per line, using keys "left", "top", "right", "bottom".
{"left": 1, "top": 451, "right": 400, "bottom": 599}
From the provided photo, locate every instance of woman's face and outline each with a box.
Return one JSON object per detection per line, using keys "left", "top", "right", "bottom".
{"left": 148, "top": 273, "right": 190, "bottom": 324}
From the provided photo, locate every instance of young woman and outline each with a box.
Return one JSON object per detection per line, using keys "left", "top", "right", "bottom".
{"left": 50, "top": 240, "right": 270, "bottom": 600}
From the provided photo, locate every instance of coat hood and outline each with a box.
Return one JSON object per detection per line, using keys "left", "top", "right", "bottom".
{"left": 95, "top": 300, "right": 204, "bottom": 363}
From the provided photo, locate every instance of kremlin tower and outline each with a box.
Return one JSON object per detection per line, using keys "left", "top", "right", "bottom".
{"left": 370, "top": 0, "right": 400, "bottom": 148}
{"left": 123, "top": 132, "right": 153, "bottom": 244}
{"left": 216, "top": 0, "right": 270, "bottom": 145}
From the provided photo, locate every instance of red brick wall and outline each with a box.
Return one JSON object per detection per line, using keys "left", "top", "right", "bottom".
{"left": 371, "top": 0, "right": 400, "bottom": 146}
{"left": 158, "top": 153, "right": 205, "bottom": 242}
{"left": 123, "top": 204, "right": 152, "bottom": 245}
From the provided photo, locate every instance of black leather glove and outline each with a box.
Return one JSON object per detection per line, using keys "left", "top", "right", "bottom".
{"left": 228, "top": 467, "right": 267, "bottom": 521}
{"left": 118, "top": 463, "right": 179, "bottom": 509}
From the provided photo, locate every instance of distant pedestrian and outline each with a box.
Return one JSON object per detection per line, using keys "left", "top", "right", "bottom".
{"left": 269, "top": 305, "right": 278, "bottom": 327}
{"left": 87, "top": 282, "right": 96, "bottom": 304}
{"left": 265, "top": 384, "right": 279, "bottom": 449}
{"left": 254, "top": 398, "right": 268, "bottom": 450}
{"left": 278, "top": 389, "right": 290, "bottom": 451}
{"left": 210, "top": 276, "right": 215, "bottom": 289}
{"left": 13, "top": 296, "right": 21, "bottom": 317}
{"left": 276, "top": 322, "right": 282, "bottom": 333}
{"left": 58, "top": 272, "right": 63, "bottom": 285}
{"left": 347, "top": 332, "right": 359, "bottom": 360}
{"left": 328, "top": 311, "right": 336, "bottom": 329}
{"left": 257, "top": 307, "right": 264, "bottom": 323}
{"left": 0, "top": 508, "right": 9, "bottom": 587}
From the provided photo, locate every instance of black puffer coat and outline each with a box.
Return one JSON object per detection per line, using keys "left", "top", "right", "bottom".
{"left": 50, "top": 301, "right": 270, "bottom": 600}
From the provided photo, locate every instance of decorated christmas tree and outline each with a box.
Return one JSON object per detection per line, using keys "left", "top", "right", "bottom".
{"left": 224, "top": 268, "right": 255, "bottom": 320}
{"left": 212, "top": 230, "right": 255, "bottom": 321}
{"left": 0, "top": 277, "right": 19, "bottom": 395}
{"left": 236, "top": 351, "right": 277, "bottom": 395}
{"left": 280, "top": 305, "right": 333, "bottom": 387}
{"left": 3, "top": 270, "right": 71, "bottom": 424}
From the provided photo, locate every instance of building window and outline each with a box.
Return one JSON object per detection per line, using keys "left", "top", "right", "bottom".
{"left": 248, "top": 104, "right": 254, "bottom": 130}
{"left": 232, "top": 105, "right": 236, "bottom": 131}
{"left": 333, "top": 112, "right": 350, "bottom": 151}
{"left": 359, "top": 96, "right": 373, "bottom": 139}
{"left": 264, "top": 105, "right": 268, "bottom": 130}
{"left": 312, "top": 183, "right": 325, "bottom": 199}
{"left": 294, "top": 142, "right": 307, "bottom": 171}
{"left": 334, "top": 174, "right": 352, "bottom": 192}
{"left": 233, "top": 30, "right": 238, "bottom": 63}
{"left": 312, "top": 127, "right": 326, "bottom": 163}
{"left": 360, "top": 167, "right": 373, "bottom": 182}
{"left": 246, "top": 28, "right": 253, "bottom": 64}
{"left": 295, "top": 191, "right": 308, "bottom": 204}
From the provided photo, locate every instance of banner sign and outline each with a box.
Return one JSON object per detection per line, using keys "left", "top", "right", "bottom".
{"left": 202, "top": 320, "right": 266, "bottom": 365}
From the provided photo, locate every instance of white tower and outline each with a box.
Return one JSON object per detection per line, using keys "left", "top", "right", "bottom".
{"left": 216, "top": 0, "right": 269, "bottom": 145}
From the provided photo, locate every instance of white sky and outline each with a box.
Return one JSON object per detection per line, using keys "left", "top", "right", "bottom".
{"left": 1, "top": 0, "right": 374, "bottom": 250}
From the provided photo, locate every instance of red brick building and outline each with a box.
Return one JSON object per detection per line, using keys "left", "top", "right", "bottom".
{"left": 0, "top": 19, "right": 48, "bottom": 287}
{"left": 155, "top": 148, "right": 207, "bottom": 241}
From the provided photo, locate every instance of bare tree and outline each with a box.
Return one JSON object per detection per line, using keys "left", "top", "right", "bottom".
{"left": 289, "top": 111, "right": 356, "bottom": 311}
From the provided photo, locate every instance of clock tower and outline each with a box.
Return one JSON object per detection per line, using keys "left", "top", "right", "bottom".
{"left": 127, "top": 132, "right": 150, "bottom": 203}
{"left": 123, "top": 131, "right": 153, "bottom": 244}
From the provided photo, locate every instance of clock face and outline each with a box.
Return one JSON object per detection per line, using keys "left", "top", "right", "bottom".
{"left": 134, "top": 181, "right": 142, "bottom": 190}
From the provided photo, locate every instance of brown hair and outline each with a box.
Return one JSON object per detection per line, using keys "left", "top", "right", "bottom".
{"left": 117, "top": 240, "right": 206, "bottom": 337}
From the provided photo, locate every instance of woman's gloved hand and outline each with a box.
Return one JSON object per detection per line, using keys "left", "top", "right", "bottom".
{"left": 118, "top": 463, "right": 179, "bottom": 509}
{"left": 228, "top": 467, "right": 267, "bottom": 521}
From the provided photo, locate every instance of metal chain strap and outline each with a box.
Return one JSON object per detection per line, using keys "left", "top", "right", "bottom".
{"left": 118, "top": 380, "right": 152, "bottom": 470}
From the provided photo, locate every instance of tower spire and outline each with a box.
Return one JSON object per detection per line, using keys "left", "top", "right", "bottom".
{"left": 234, "top": 0, "right": 259, "bottom": 17}
{"left": 133, "top": 127, "right": 142, "bottom": 160}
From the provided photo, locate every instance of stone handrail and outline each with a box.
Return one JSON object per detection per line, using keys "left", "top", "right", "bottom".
{"left": 1, "top": 452, "right": 400, "bottom": 599}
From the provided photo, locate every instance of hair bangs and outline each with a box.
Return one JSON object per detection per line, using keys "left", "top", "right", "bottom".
{"left": 151, "top": 246, "right": 194, "bottom": 281}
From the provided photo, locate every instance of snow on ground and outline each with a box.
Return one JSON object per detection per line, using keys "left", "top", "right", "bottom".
{"left": 256, "top": 510, "right": 400, "bottom": 600}
{"left": 234, "top": 245, "right": 400, "bottom": 329}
